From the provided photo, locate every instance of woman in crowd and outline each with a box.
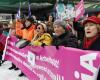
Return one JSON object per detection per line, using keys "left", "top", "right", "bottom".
{"left": 17, "top": 17, "right": 36, "bottom": 77}
{"left": 15, "top": 16, "right": 25, "bottom": 39}
{"left": 8, "top": 20, "right": 19, "bottom": 70}
{"left": 31, "top": 22, "right": 52, "bottom": 46}
{"left": 46, "top": 15, "right": 54, "bottom": 35}
{"left": 52, "top": 19, "right": 78, "bottom": 48}
{"left": 15, "top": 17, "right": 36, "bottom": 49}
{"left": 22, "top": 17, "right": 36, "bottom": 41}
{"left": 80, "top": 16, "right": 100, "bottom": 50}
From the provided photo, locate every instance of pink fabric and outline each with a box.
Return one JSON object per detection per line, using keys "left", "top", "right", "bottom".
{"left": 4, "top": 36, "right": 100, "bottom": 80}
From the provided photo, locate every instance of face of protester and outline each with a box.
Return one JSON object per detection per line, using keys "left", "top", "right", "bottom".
{"left": 54, "top": 25, "right": 65, "bottom": 36}
{"left": 36, "top": 24, "right": 45, "bottom": 35}
{"left": 48, "top": 16, "right": 53, "bottom": 22}
{"left": 84, "top": 22, "right": 98, "bottom": 38}
{"left": 25, "top": 20, "right": 31, "bottom": 28}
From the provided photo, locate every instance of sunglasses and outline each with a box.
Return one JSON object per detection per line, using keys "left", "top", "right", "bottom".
{"left": 37, "top": 27, "right": 41, "bottom": 29}
{"left": 36, "top": 24, "right": 44, "bottom": 30}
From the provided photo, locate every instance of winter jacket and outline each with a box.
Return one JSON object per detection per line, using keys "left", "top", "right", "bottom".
{"left": 15, "top": 20, "right": 23, "bottom": 37}
{"left": 22, "top": 24, "right": 35, "bottom": 41}
{"left": 31, "top": 33, "right": 52, "bottom": 46}
{"left": 52, "top": 32, "right": 78, "bottom": 48}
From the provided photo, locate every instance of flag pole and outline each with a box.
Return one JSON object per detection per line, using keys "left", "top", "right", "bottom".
{"left": 2, "top": 26, "right": 11, "bottom": 60}
{"left": 28, "top": 0, "right": 31, "bottom": 17}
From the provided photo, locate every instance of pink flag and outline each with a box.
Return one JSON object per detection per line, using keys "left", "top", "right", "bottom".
{"left": 75, "top": 0, "right": 85, "bottom": 21}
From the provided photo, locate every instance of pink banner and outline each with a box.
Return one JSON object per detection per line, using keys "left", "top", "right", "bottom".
{"left": 75, "top": 0, "right": 85, "bottom": 21}
{"left": 4, "top": 36, "right": 100, "bottom": 80}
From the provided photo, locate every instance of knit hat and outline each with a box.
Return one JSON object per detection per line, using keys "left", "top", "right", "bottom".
{"left": 53, "top": 19, "right": 67, "bottom": 30}
{"left": 40, "top": 23, "right": 47, "bottom": 32}
{"left": 83, "top": 16, "right": 100, "bottom": 25}
{"left": 26, "top": 17, "right": 35, "bottom": 23}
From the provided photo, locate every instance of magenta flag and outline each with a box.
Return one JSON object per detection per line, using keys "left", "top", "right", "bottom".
{"left": 75, "top": 0, "right": 85, "bottom": 21}
{"left": 4, "top": 36, "right": 100, "bottom": 80}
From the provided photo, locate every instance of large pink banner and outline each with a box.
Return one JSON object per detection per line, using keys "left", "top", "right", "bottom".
{"left": 75, "top": 0, "right": 85, "bottom": 21}
{"left": 5, "top": 36, "right": 100, "bottom": 80}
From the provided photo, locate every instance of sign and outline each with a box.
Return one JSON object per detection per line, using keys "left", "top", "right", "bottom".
{"left": 0, "top": 13, "right": 12, "bottom": 22}
{"left": 4, "top": 36, "right": 100, "bottom": 80}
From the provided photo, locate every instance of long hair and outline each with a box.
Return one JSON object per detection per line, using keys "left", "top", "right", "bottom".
{"left": 97, "top": 24, "right": 100, "bottom": 36}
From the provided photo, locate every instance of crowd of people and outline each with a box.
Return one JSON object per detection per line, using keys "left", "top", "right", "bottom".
{"left": 0, "top": 12, "right": 100, "bottom": 79}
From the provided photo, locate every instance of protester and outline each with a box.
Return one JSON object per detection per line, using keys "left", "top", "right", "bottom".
{"left": 15, "top": 17, "right": 36, "bottom": 49}
{"left": 22, "top": 17, "right": 36, "bottom": 41}
{"left": 8, "top": 19, "right": 21, "bottom": 70}
{"left": 15, "top": 16, "right": 25, "bottom": 39}
{"left": 80, "top": 16, "right": 100, "bottom": 50}
{"left": 73, "top": 19, "right": 84, "bottom": 46}
{"left": 3, "top": 23, "right": 10, "bottom": 36}
{"left": 52, "top": 19, "right": 78, "bottom": 47}
{"left": 31, "top": 22, "right": 52, "bottom": 46}
{"left": 8, "top": 20, "right": 16, "bottom": 36}
{"left": 16, "top": 17, "right": 36, "bottom": 77}
{"left": 46, "top": 15, "right": 54, "bottom": 35}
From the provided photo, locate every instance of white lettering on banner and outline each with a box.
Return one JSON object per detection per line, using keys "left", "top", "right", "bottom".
{"left": 6, "top": 51, "right": 33, "bottom": 72}
{"left": 7, "top": 46, "right": 27, "bottom": 58}
{"left": 33, "top": 64, "right": 64, "bottom": 80}
{"left": 23, "top": 61, "right": 33, "bottom": 71}
{"left": 74, "top": 53, "right": 98, "bottom": 80}
{"left": 32, "top": 69, "right": 47, "bottom": 80}
{"left": 6, "top": 50, "right": 46, "bottom": 80}
{"left": 36, "top": 55, "right": 59, "bottom": 69}
{"left": 6, "top": 51, "right": 22, "bottom": 64}
{"left": 23, "top": 61, "right": 46, "bottom": 80}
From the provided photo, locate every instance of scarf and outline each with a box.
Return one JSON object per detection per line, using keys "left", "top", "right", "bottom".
{"left": 83, "top": 35, "right": 98, "bottom": 49}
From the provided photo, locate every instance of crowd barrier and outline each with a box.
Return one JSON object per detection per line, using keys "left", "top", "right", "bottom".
{"left": 3, "top": 35, "right": 100, "bottom": 80}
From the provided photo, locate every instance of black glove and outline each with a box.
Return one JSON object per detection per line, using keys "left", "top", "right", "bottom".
{"left": 55, "top": 45, "right": 59, "bottom": 50}
{"left": 41, "top": 43, "right": 46, "bottom": 48}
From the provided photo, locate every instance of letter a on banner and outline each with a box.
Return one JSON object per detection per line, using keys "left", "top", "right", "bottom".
{"left": 80, "top": 53, "right": 98, "bottom": 80}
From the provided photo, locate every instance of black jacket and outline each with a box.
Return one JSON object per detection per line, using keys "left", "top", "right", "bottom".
{"left": 52, "top": 32, "right": 78, "bottom": 48}
{"left": 80, "top": 37, "right": 100, "bottom": 51}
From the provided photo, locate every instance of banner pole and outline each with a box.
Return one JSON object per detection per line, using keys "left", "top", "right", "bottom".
{"left": 2, "top": 28, "right": 11, "bottom": 60}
